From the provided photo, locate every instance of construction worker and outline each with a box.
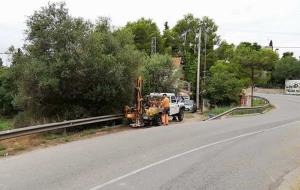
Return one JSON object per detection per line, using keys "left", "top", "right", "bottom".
{"left": 161, "top": 94, "right": 170, "bottom": 125}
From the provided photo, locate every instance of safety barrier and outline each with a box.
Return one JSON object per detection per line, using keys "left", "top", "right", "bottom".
{"left": 0, "top": 114, "right": 123, "bottom": 140}
{"left": 207, "top": 96, "right": 271, "bottom": 121}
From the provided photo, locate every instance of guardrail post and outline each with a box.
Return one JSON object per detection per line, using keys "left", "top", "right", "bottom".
{"left": 63, "top": 128, "right": 67, "bottom": 136}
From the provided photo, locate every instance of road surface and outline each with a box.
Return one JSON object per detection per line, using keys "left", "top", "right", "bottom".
{"left": 1, "top": 93, "right": 300, "bottom": 190}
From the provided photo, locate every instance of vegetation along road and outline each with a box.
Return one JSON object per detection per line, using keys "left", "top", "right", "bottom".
{"left": 0, "top": 93, "right": 299, "bottom": 190}
{"left": 1, "top": 2, "right": 300, "bottom": 190}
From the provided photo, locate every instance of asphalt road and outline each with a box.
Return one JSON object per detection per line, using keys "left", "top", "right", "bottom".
{"left": 1, "top": 93, "right": 300, "bottom": 190}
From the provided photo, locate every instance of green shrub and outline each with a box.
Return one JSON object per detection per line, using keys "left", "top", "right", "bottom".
{"left": 9, "top": 3, "right": 145, "bottom": 124}
{"left": 206, "top": 106, "right": 234, "bottom": 116}
{"left": 0, "top": 144, "right": 6, "bottom": 151}
{"left": 206, "top": 61, "right": 247, "bottom": 105}
{"left": 0, "top": 117, "right": 13, "bottom": 131}
{"left": 252, "top": 99, "right": 265, "bottom": 106}
{"left": 141, "top": 54, "right": 182, "bottom": 95}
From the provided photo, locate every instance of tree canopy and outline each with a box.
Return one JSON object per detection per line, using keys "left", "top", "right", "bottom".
{"left": 141, "top": 54, "right": 182, "bottom": 95}
{"left": 0, "top": 2, "right": 296, "bottom": 127}
{"left": 124, "top": 18, "right": 162, "bottom": 55}
{"left": 7, "top": 2, "right": 146, "bottom": 126}
{"left": 273, "top": 56, "right": 300, "bottom": 86}
{"left": 206, "top": 61, "right": 246, "bottom": 105}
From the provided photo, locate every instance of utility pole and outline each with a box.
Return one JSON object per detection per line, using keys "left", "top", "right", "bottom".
{"left": 204, "top": 32, "right": 207, "bottom": 79}
{"left": 251, "top": 65, "right": 254, "bottom": 107}
{"left": 201, "top": 32, "right": 208, "bottom": 112}
{"left": 196, "top": 28, "right": 202, "bottom": 111}
{"left": 269, "top": 40, "right": 273, "bottom": 51}
{"left": 151, "top": 37, "right": 157, "bottom": 55}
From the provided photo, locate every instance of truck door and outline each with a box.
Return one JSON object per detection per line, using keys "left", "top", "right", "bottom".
{"left": 169, "top": 96, "right": 178, "bottom": 115}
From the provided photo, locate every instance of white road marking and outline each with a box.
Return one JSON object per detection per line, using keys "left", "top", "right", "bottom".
{"left": 270, "top": 176, "right": 276, "bottom": 182}
{"left": 89, "top": 121, "right": 300, "bottom": 190}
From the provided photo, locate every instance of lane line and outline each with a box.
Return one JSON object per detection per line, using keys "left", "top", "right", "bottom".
{"left": 89, "top": 120, "right": 300, "bottom": 190}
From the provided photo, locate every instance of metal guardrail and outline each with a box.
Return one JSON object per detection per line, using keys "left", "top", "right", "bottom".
{"left": 0, "top": 114, "right": 123, "bottom": 140}
{"left": 207, "top": 96, "right": 271, "bottom": 121}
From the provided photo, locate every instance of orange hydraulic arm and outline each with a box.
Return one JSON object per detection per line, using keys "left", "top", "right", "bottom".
{"left": 134, "top": 76, "right": 143, "bottom": 127}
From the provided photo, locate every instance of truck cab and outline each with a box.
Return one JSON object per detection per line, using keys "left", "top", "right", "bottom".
{"left": 149, "top": 93, "right": 185, "bottom": 121}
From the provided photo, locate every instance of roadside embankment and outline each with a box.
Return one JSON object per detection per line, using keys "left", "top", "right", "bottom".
{"left": 0, "top": 125, "right": 131, "bottom": 157}
{"left": 277, "top": 166, "right": 300, "bottom": 190}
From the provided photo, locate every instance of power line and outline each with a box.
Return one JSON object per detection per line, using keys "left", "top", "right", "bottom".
{"left": 274, "top": 47, "right": 300, "bottom": 49}
{"left": 151, "top": 37, "right": 157, "bottom": 55}
{"left": 221, "top": 29, "right": 300, "bottom": 36}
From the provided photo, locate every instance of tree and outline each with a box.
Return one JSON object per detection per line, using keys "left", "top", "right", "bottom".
{"left": 164, "top": 21, "right": 169, "bottom": 30}
{"left": 124, "top": 18, "right": 162, "bottom": 55}
{"left": 172, "top": 14, "right": 201, "bottom": 56}
{"left": 10, "top": 2, "right": 145, "bottom": 127}
{"left": 181, "top": 52, "right": 197, "bottom": 92}
{"left": 0, "top": 67, "right": 17, "bottom": 115}
{"left": 170, "top": 14, "right": 220, "bottom": 97}
{"left": 233, "top": 43, "right": 278, "bottom": 105}
{"left": 141, "top": 54, "right": 182, "bottom": 95}
{"left": 206, "top": 61, "right": 245, "bottom": 105}
{"left": 238, "top": 42, "right": 262, "bottom": 51}
{"left": 214, "top": 41, "right": 235, "bottom": 61}
{"left": 0, "top": 58, "right": 3, "bottom": 67}
{"left": 200, "top": 16, "right": 220, "bottom": 69}
{"left": 170, "top": 14, "right": 219, "bottom": 57}
{"left": 6, "top": 46, "right": 25, "bottom": 65}
{"left": 282, "top": 52, "right": 294, "bottom": 58}
{"left": 273, "top": 56, "right": 300, "bottom": 86}
{"left": 162, "top": 25, "right": 179, "bottom": 55}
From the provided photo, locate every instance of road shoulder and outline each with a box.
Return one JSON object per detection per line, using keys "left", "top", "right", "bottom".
{"left": 277, "top": 166, "right": 300, "bottom": 190}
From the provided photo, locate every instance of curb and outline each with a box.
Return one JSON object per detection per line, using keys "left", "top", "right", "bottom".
{"left": 277, "top": 166, "right": 300, "bottom": 190}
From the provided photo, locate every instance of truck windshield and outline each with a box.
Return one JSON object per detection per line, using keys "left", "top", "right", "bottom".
{"left": 185, "top": 100, "right": 193, "bottom": 105}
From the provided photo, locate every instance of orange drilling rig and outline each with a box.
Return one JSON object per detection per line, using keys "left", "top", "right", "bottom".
{"left": 124, "top": 76, "right": 163, "bottom": 127}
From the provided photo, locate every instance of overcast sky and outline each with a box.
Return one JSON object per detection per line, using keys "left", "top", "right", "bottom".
{"left": 1, "top": 0, "right": 300, "bottom": 65}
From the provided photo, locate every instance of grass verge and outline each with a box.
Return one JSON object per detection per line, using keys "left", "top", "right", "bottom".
{"left": 252, "top": 98, "right": 266, "bottom": 106}
{"left": 204, "top": 106, "right": 234, "bottom": 119}
{"left": 231, "top": 104, "right": 274, "bottom": 116}
{"left": 204, "top": 103, "right": 274, "bottom": 120}
{"left": 0, "top": 117, "right": 13, "bottom": 131}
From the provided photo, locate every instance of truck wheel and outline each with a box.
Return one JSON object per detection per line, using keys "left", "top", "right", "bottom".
{"left": 177, "top": 109, "right": 184, "bottom": 121}
{"left": 125, "top": 119, "right": 132, "bottom": 126}
{"left": 155, "top": 114, "right": 162, "bottom": 126}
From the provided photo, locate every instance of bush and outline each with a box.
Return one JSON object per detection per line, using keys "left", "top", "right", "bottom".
{"left": 0, "top": 117, "right": 13, "bottom": 131}
{"left": 206, "top": 61, "right": 247, "bottom": 105}
{"left": 141, "top": 54, "right": 182, "bottom": 95}
{"left": 272, "top": 56, "right": 300, "bottom": 87}
{"left": 13, "top": 112, "right": 37, "bottom": 128}
{"left": 0, "top": 144, "right": 6, "bottom": 151}
{"left": 0, "top": 67, "right": 17, "bottom": 115}
{"left": 9, "top": 3, "right": 145, "bottom": 124}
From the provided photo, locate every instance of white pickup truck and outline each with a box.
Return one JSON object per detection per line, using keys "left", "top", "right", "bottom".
{"left": 149, "top": 93, "right": 185, "bottom": 121}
